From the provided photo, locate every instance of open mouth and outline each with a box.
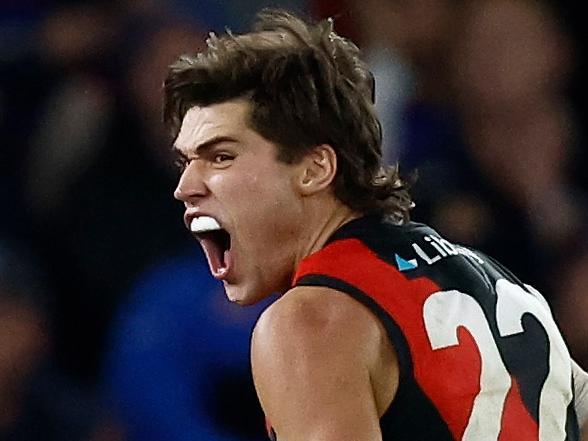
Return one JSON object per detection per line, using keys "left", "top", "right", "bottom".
{"left": 190, "top": 216, "right": 233, "bottom": 279}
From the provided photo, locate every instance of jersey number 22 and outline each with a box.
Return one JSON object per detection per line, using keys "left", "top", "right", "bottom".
{"left": 423, "top": 279, "right": 573, "bottom": 441}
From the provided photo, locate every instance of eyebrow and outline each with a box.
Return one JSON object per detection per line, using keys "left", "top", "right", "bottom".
{"left": 174, "top": 135, "right": 239, "bottom": 156}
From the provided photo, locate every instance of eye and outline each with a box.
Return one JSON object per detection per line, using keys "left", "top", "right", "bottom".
{"left": 213, "top": 153, "right": 235, "bottom": 164}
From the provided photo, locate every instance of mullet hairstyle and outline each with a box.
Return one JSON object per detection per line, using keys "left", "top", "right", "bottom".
{"left": 164, "top": 9, "right": 413, "bottom": 222}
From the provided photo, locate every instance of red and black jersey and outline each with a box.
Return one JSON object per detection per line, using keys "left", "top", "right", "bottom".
{"left": 270, "top": 215, "right": 579, "bottom": 441}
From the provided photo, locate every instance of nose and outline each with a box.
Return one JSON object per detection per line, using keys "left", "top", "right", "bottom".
{"left": 174, "top": 161, "right": 208, "bottom": 203}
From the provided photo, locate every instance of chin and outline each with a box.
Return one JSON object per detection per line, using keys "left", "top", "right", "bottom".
{"left": 223, "top": 285, "right": 257, "bottom": 306}
{"left": 225, "top": 294, "right": 248, "bottom": 305}
{"left": 223, "top": 281, "right": 271, "bottom": 306}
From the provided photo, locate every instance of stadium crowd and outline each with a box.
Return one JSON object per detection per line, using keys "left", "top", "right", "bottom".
{"left": 1, "top": 0, "right": 586, "bottom": 439}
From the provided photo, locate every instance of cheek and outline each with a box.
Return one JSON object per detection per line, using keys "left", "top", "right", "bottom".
{"left": 226, "top": 169, "right": 294, "bottom": 207}
{"left": 236, "top": 181, "right": 299, "bottom": 236}
{"left": 210, "top": 164, "right": 300, "bottom": 231}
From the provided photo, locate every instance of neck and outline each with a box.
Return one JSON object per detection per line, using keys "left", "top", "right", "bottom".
{"left": 295, "top": 202, "right": 361, "bottom": 269}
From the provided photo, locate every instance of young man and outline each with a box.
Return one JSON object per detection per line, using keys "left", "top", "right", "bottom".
{"left": 165, "top": 9, "right": 588, "bottom": 441}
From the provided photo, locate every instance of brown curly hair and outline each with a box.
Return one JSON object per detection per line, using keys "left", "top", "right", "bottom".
{"left": 164, "top": 9, "right": 412, "bottom": 222}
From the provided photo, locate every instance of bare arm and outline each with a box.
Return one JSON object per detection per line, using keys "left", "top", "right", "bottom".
{"left": 251, "top": 286, "right": 398, "bottom": 441}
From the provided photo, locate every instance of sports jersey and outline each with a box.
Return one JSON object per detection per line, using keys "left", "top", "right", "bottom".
{"left": 268, "top": 215, "right": 580, "bottom": 441}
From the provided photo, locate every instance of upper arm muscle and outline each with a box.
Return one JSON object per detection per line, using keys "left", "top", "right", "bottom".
{"left": 251, "top": 286, "right": 396, "bottom": 441}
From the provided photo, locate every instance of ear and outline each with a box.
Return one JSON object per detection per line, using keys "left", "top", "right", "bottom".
{"left": 297, "top": 144, "right": 337, "bottom": 196}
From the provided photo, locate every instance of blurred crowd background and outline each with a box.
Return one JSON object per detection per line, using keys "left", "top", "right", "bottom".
{"left": 1, "top": 0, "right": 586, "bottom": 439}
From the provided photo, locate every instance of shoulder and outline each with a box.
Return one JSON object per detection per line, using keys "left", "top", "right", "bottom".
{"left": 251, "top": 285, "right": 398, "bottom": 428}
{"left": 252, "top": 285, "right": 385, "bottom": 361}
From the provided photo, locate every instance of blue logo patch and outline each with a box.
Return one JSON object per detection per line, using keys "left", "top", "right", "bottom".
{"left": 395, "top": 254, "right": 418, "bottom": 271}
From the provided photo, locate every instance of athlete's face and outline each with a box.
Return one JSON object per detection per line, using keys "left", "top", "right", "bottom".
{"left": 174, "top": 99, "right": 305, "bottom": 304}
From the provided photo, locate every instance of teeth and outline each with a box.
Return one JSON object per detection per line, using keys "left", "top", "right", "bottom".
{"left": 190, "top": 216, "right": 222, "bottom": 233}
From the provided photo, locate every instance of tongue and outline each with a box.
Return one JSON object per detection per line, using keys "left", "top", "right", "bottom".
{"left": 199, "top": 237, "right": 232, "bottom": 280}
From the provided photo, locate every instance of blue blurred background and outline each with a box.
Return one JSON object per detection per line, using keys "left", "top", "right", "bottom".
{"left": 1, "top": 0, "right": 586, "bottom": 439}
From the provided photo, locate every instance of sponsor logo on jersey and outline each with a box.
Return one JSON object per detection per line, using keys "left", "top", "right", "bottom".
{"left": 412, "top": 235, "right": 484, "bottom": 266}
{"left": 395, "top": 254, "right": 419, "bottom": 271}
